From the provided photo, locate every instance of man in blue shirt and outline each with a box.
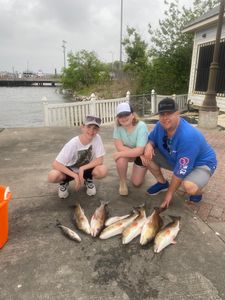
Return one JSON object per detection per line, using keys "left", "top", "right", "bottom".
{"left": 143, "top": 98, "right": 217, "bottom": 208}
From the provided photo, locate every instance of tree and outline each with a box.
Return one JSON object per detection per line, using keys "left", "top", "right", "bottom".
{"left": 123, "top": 27, "right": 149, "bottom": 75}
{"left": 147, "top": 0, "right": 220, "bottom": 94}
{"left": 122, "top": 27, "right": 150, "bottom": 94}
{"left": 61, "top": 50, "right": 109, "bottom": 91}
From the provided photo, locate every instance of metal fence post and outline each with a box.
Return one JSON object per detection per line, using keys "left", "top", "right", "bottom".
{"left": 90, "top": 93, "right": 96, "bottom": 116}
{"left": 126, "top": 91, "right": 130, "bottom": 103}
{"left": 151, "top": 89, "right": 157, "bottom": 114}
{"left": 42, "top": 96, "right": 49, "bottom": 126}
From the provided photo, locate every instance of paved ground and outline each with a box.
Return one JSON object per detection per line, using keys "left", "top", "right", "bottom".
{"left": 0, "top": 123, "right": 225, "bottom": 300}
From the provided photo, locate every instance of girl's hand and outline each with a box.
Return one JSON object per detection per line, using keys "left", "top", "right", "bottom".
{"left": 113, "top": 152, "right": 121, "bottom": 161}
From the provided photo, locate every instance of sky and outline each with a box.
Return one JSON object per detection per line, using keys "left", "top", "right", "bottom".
{"left": 0, "top": 0, "right": 191, "bottom": 74}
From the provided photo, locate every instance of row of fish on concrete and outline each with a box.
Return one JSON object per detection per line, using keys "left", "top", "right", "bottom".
{"left": 56, "top": 201, "right": 181, "bottom": 253}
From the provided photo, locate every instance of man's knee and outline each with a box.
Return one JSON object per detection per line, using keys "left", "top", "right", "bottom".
{"left": 182, "top": 180, "right": 199, "bottom": 195}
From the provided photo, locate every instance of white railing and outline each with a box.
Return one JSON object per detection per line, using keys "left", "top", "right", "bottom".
{"left": 43, "top": 90, "right": 188, "bottom": 127}
{"left": 43, "top": 92, "right": 130, "bottom": 127}
{"left": 151, "top": 90, "right": 188, "bottom": 114}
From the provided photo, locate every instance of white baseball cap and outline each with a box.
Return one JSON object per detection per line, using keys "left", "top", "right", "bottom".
{"left": 116, "top": 102, "right": 133, "bottom": 117}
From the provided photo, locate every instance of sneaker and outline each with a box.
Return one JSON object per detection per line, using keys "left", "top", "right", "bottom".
{"left": 189, "top": 195, "right": 202, "bottom": 203}
{"left": 85, "top": 179, "right": 96, "bottom": 196}
{"left": 146, "top": 181, "right": 169, "bottom": 195}
{"left": 119, "top": 180, "right": 128, "bottom": 196}
{"left": 58, "top": 182, "right": 69, "bottom": 199}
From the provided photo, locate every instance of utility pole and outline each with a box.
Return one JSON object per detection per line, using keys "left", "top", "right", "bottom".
{"left": 62, "top": 40, "right": 67, "bottom": 69}
{"left": 119, "top": 0, "right": 123, "bottom": 70}
{"left": 198, "top": 0, "right": 225, "bottom": 128}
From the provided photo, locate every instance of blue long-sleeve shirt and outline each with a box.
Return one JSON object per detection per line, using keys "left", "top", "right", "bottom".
{"left": 148, "top": 118, "right": 217, "bottom": 179}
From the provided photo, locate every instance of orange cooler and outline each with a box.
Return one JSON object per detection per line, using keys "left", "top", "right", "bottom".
{"left": 0, "top": 186, "right": 12, "bottom": 248}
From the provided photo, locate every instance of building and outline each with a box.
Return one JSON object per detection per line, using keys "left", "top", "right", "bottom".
{"left": 183, "top": 5, "right": 225, "bottom": 111}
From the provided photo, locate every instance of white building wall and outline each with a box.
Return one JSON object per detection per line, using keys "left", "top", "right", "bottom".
{"left": 188, "top": 24, "right": 225, "bottom": 111}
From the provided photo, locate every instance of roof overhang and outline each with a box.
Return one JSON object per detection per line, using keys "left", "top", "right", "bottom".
{"left": 182, "top": 14, "right": 225, "bottom": 33}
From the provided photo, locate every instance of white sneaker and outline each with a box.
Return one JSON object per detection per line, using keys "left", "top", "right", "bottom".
{"left": 85, "top": 179, "right": 96, "bottom": 196}
{"left": 58, "top": 182, "right": 69, "bottom": 199}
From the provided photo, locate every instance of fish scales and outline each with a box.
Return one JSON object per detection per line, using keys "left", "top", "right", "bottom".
{"left": 154, "top": 216, "right": 181, "bottom": 253}
{"left": 99, "top": 210, "right": 139, "bottom": 239}
{"left": 122, "top": 206, "right": 146, "bottom": 244}
{"left": 73, "top": 203, "right": 91, "bottom": 235}
{"left": 140, "top": 207, "right": 164, "bottom": 246}
{"left": 56, "top": 221, "right": 81, "bottom": 242}
{"left": 90, "top": 201, "right": 109, "bottom": 237}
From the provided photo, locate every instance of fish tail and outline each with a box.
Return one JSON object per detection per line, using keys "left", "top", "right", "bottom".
{"left": 154, "top": 206, "right": 166, "bottom": 214}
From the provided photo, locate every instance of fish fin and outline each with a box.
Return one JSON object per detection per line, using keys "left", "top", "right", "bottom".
{"left": 100, "top": 200, "right": 110, "bottom": 205}
{"left": 168, "top": 215, "right": 181, "bottom": 221}
{"left": 171, "top": 239, "right": 177, "bottom": 244}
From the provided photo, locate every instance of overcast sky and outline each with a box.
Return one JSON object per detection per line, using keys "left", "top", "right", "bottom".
{"left": 0, "top": 0, "right": 191, "bottom": 74}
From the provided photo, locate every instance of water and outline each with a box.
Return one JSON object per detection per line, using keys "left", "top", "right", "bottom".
{"left": 0, "top": 86, "right": 74, "bottom": 128}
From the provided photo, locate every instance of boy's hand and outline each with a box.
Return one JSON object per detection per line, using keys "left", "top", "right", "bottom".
{"left": 78, "top": 167, "right": 85, "bottom": 187}
{"left": 73, "top": 173, "right": 81, "bottom": 190}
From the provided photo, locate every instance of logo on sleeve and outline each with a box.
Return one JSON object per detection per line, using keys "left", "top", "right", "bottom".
{"left": 178, "top": 157, "right": 189, "bottom": 175}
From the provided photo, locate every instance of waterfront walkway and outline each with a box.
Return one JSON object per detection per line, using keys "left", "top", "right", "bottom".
{"left": 0, "top": 123, "right": 225, "bottom": 299}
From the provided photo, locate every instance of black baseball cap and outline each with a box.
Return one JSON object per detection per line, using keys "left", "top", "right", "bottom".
{"left": 158, "top": 97, "right": 178, "bottom": 114}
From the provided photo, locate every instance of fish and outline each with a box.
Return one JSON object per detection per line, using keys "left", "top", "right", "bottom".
{"left": 140, "top": 207, "right": 164, "bottom": 246}
{"left": 105, "top": 214, "right": 130, "bottom": 226}
{"left": 56, "top": 220, "right": 81, "bottom": 242}
{"left": 73, "top": 203, "right": 91, "bottom": 235}
{"left": 154, "top": 216, "right": 181, "bottom": 253}
{"left": 90, "top": 201, "right": 109, "bottom": 237}
{"left": 122, "top": 206, "right": 147, "bottom": 244}
{"left": 99, "top": 209, "right": 140, "bottom": 240}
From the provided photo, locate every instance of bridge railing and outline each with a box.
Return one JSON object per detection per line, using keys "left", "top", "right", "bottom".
{"left": 43, "top": 90, "right": 188, "bottom": 127}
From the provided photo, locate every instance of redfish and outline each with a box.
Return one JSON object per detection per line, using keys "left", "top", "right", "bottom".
{"left": 154, "top": 216, "right": 181, "bottom": 253}
{"left": 140, "top": 207, "right": 164, "bottom": 246}
{"left": 122, "top": 206, "right": 146, "bottom": 244}
{"left": 73, "top": 203, "right": 91, "bottom": 235}
{"left": 90, "top": 201, "right": 109, "bottom": 237}
{"left": 99, "top": 210, "right": 139, "bottom": 240}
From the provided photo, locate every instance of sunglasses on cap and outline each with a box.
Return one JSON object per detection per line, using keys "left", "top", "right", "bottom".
{"left": 85, "top": 116, "right": 101, "bottom": 125}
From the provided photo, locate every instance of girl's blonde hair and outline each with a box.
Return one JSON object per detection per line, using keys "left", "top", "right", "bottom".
{"left": 115, "top": 112, "right": 140, "bottom": 126}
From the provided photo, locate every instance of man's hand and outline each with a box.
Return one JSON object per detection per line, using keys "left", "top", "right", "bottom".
{"left": 144, "top": 143, "right": 155, "bottom": 160}
{"left": 160, "top": 192, "right": 173, "bottom": 209}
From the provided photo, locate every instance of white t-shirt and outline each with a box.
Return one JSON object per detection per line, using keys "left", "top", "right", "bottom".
{"left": 56, "top": 134, "right": 105, "bottom": 172}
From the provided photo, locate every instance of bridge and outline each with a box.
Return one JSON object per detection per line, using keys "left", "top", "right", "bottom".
{"left": 0, "top": 77, "right": 61, "bottom": 87}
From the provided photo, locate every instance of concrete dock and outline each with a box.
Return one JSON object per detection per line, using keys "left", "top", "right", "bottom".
{"left": 0, "top": 125, "right": 225, "bottom": 300}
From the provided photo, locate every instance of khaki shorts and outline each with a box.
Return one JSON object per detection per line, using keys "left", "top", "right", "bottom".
{"left": 153, "top": 149, "right": 212, "bottom": 189}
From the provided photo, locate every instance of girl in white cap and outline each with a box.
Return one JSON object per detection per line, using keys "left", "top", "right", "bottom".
{"left": 113, "top": 102, "right": 148, "bottom": 195}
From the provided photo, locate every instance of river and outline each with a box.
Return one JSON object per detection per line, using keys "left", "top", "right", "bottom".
{"left": 0, "top": 86, "right": 74, "bottom": 128}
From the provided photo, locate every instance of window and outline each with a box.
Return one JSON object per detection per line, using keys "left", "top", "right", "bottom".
{"left": 195, "top": 40, "right": 225, "bottom": 94}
